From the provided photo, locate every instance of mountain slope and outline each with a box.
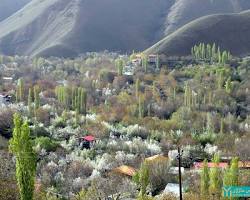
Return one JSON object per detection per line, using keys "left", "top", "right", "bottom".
{"left": 0, "top": 0, "right": 31, "bottom": 22}
{"left": 146, "top": 10, "right": 250, "bottom": 57}
{"left": 1, "top": 0, "right": 250, "bottom": 57}
{"left": 0, "top": 0, "right": 173, "bottom": 57}
{"left": 164, "top": 0, "right": 250, "bottom": 35}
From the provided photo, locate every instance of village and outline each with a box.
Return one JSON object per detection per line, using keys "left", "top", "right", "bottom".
{"left": 0, "top": 51, "right": 249, "bottom": 199}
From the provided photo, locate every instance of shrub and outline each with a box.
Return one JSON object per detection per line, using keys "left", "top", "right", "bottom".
{"left": 34, "top": 137, "right": 59, "bottom": 152}
{"left": 32, "top": 125, "right": 50, "bottom": 138}
{"left": 0, "top": 109, "right": 14, "bottom": 138}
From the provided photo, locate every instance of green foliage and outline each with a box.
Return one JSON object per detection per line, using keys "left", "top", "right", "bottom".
{"left": 34, "top": 85, "right": 40, "bottom": 110}
{"left": 193, "top": 131, "right": 216, "bottom": 147}
{"left": 192, "top": 43, "right": 231, "bottom": 64}
{"left": 135, "top": 79, "right": 140, "bottom": 100}
{"left": 138, "top": 95, "right": 144, "bottom": 118}
{"left": 142, "top": 54, "right": 148, "bottom": 73}
{"left": 209, "top": 154, "right": 222, "bottom": 198}
{"left": 133, "top": 163, "right": 150, "bottom": 198}
{"left": 224, "top": 77, "right": 232, "bottom": 93}
{"left": 34, "top": 137, "right": 59, "bottom": 152}
{"left": 9, "top": 113, "right": 37, "bottom": 200}
{"left": 115, "top": 58, "right": 124, "bottom": 76}
{"left": 55, "top": 86, "right": 87, "bottom": 114}
{"left": 223, "top": 157, "right": 239, "bottom": 186}
{"left": 16, "top": 78, "right": 25, "bottom": 102}
{"left": 200, "top": 159, "right": 209, "bottom": 199}
{"left": 28, "top": 87, "right": 33, "bottom": 117}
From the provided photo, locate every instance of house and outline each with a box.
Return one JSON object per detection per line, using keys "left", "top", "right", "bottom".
{"left": 163, "top": 183, "right": 184, "bottom": 197}
{"left": 193, "top": 162, "right": 228, "bottom": 169}
{"left": 112, "top": 165, "right": 136, "bottom": 177}
{"left": 0, "top": 94, "right": 12, "bottom": 106}
{"left": 2, "top": 77, "right": 13, "bottom": 83}
{"left": 131, "top": 58, "right": 142, "bottom": 66}
{"left": 145, "top": 155, "right": 168, "bottom": 163}
{"left": 123, "top": 65, "right": 134, "bottom": 76}
{"left": 169, "top": 167, "right": 185, "bottom": 175}
{"left": 79, "top": 135, "right": 95, "bottom": 149}
{"left": 148, "top": 54, "right": 158, "bottom": 64}
{"left": 238, "top": 161, "right": 250, "bottom": 169}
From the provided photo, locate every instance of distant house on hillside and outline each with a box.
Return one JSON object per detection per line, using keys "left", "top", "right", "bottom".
{"left": 123, "top": 65, "right": 134, "bottom": 76}
{"left": 163, "top": 183, "right": 185, "bottom": 197}
{"left": 2, "top": 77, "right": 13, "bottom": 83}
{"left": 0, "top": 94, "right": 12, "bottom": 107}
{"left": 148, "top": 54, "right": 158, "bottom": 64}
{"left": 79, "top": 135, "right": 95, "bottom": 149}
{"left": 169, "top": 167, "right": 185, "bottom": 175}
{"left": 193, "top": 162, "right": 228, "bottom": 169}
{"left": 145, "top": 155, "right": 168, "bottom": 163}
{"left": 112, "top": 165, "right": 136, "bottom": 177}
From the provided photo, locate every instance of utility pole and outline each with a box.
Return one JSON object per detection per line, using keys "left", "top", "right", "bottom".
{"left": 177, "top": 147, "right": 183, "bottom": 200}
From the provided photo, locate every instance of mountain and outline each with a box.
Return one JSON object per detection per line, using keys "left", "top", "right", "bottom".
{"left": 0, "top": 0, "right": 31, "bottom": 22}
{"left": 0, "top": 0, "right": 250, "bottom": 57}
{"left": 146, "top": 10, "right": 250, "bottom": 57}
{"left": 164, "top": 0, "right": 250, "bottom": 35}
{"left": 0, "top": 0, "right": 174, "bottom": 57}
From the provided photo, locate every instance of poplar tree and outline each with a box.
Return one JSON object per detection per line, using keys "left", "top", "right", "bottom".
{"left": 34, "top": 85, "right": 40, "bottom": 110}
{"left": 225, "top": 77, "right": 232, "bottom": 93}
{"left": 28, "top": 88, "right": 33, "bottom": 117}
{"left": 80, "top": 89, "right": 87, "bottom": 115}
{"left": 142, "top": 55, "right": 148, "bottom": 73}
{"left": 116, "top": 59, "right": 124, "bottom": 76}
{"left": 209, "top": 154, "right": 222, "bottom": 198}
{"left": 223, "top": 157, "right": 239, "bottom": 186}
{"left": 135, "top": 79, "right": 140, "bottom": 100}
{"left": 200, "top": 159, "right": 209, "bottom": 199}
{"left": 184, "top": 84, "right": 191, "bottom": 107}
{"left": 221, "top": 51, "right": 228, "bottom": 65}
{"left": 133, "top": 163, "right": 150, "bottom": 199}
{"left": 156, "top": 54, "right": 160, "bottom": 69}
{"left": 212, "top": 43, "right": 216, "bottom": 61}
{"left": 138, "top": 95, "right": 144, "bottom": 118}
{"left": 17, "top": 78, "right": 25, "bottom": 102}
{"left": 9, "top": 114, "right": 37, "bottom": 200}
{"left": 206, "top": 44, "right": 212, "bottom": 60}
{"left": 217, "top": 47, "right": 221, "bottom": 63}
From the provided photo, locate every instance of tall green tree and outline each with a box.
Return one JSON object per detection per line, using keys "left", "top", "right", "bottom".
{"left": 209, "top": 154, "right": 222, "bottom": 198}
{"left": 138, "top": 95, "right": 144, "bottom": 118}
{"left": 200, "top": 159, "right": 209, "bottom": 199}
{"left": 133, "top": 163, "right": 150, "bottom": 199}
{"left": 211, "top": 43, "right": 217, "bottom": 62}
{"left": 28, "top": 87, "right": 33, "bottom": 117}
{"left": 9, "top": 113, "right": 37, "bottom": 200}
{"left": 80, "top": 89, "right": 87, "bottom": 115}
{"left": 156, "top": 54, "right": 160, "bottom": 69}
{"left": 16, "top": 78, "right": 25, "bottom": 102}
{"left": 225, "top": 77, "right": 232, "bottom": 93}
{"left": 142, "top": 55, "right": 148, "bottom": 73}
{"left": 223, "top": 157, "right": 239, "bottom": 186}
{"left": 135, "top": 79, "right": 140, "bottom": 100}
{"left": 116, "top": 59, "right": 124, "bottom": 76}
{"left": 33, "top": 85, "right": 40, "bottom": 110}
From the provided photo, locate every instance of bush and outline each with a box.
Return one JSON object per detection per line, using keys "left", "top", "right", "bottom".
{"left": 32, "top": 126, "right": 50, "bottom": 138}
{"left": 192, "top": 131, "right": 216, "bottom": 147}
{"left": 0, "top": 109, "right": 14, "bottom": 138}
{"left": 34, "top": 137, "right": 59, "bottom": 152}
{"left": 53, "top": 117, "right": 66, "bottom": 128}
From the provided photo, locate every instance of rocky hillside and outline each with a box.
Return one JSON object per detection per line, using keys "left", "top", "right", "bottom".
{"left": 0, "top": 0, "right": 31, "bottom": 21}
{"left": 146, "top": 10, "right": 250, "bottom": 57}
{"left": 164, "top": 0, "right": 250, "bottom": 35}
{"left": 0, "top": 0, "right": 250, "bottom": 57}
{"left": 0, "top": 0, "right": 173, "bottom": 57}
